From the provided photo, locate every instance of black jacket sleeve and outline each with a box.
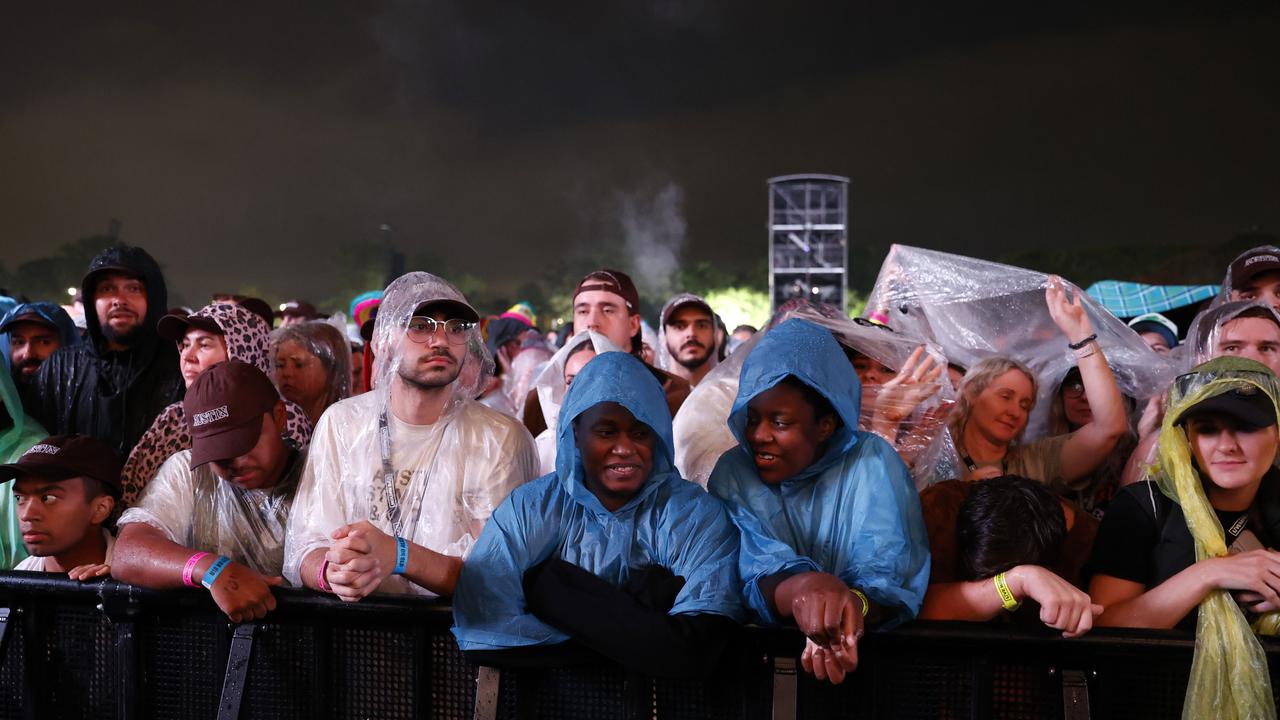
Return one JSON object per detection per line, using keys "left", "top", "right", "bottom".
{"left": 522, "top": 559, "right": 736, "bottom": 679}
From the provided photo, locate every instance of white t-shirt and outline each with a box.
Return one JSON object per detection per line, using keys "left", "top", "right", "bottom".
{"left": 14, "top": 528, "right": 115, "bottom": 572}
{"left": 283, "top": 391, "right": 539, "bottom": 596}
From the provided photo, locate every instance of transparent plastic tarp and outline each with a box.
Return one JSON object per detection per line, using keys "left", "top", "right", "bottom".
{"left": 866, "top": 245, "right": 1177, "bottom": 442}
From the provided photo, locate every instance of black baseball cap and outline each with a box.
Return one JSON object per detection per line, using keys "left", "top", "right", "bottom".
{"left": 0, "top": 435, "right": 123, "bottom": 495}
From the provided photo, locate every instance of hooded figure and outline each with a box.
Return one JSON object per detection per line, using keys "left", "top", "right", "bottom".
{"left": 119, "top": 303, "right": 314, "bottom": 507}
{"left": 0, "top": 301, "right": 82, "bottom": 384}
{"left": 708, "top": 319, "right": 931, "bottom": 626}
{"left": 24, "top": 246, "right": 183, "bottom": 458}
{"left": 283, "top": 272, "right": 538, "bottom": 597}
{"left": 0, "top": 359, "right": 48, "bottom": 568}
{"left": 529, "top": 330, "right": 626, "bottom": 474}
{"left": 452, "top": 352, "right": 743, "bottom": 676}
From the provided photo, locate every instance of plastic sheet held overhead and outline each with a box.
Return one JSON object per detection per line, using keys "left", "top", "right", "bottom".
{"left": 283, "top": 272, "right": 539, "bottom": 596}
{"left": 530, "top": 330, "right": 625, "bottom": 475}
{"left": 1154, "top": 356, "right": 1279, "bottom": 720}
{"left": 866, "top": 244, "right": 1177, "bottom": 442}
{"left": 452, "top": 352, "right": 744, "bottom": 651}
{"left": 673, "top": 301, "right": 953, "bottom": 488}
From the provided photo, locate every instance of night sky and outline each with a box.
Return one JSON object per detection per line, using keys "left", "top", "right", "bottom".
{"left": 3, "top": 2, "right": 1278, "bottom": 308}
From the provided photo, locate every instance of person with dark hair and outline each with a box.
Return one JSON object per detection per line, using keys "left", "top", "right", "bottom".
{"left": 453, "top": 352, "right": 743, "bottom": 678}
{"left": 708, "top": 319, "right": 929, "bottom": 685}
{"left": 0, "top": 302, "right": 80, "bottom": 390}
{"left": 956, "top": 475, "right": 1068, "bottom": 580}
{"left": 24, "top": 245, "right": 184, "bottom": 458}
{"left": 112, "top": 361, "right": 305, "bottom": 622}
{"left": 1225, "top": 244, "right": 1280, "bottom": 310}
{"left": 119, "top": 303, "right": 313, "bottom": 508}
{"left": 657, "top": 293, "right": 719, "bottom": 387}
{"left": 520, "top": 269, "right": 690, "bottom": 437}
{"left": 284, "top": 273, "right": 538, "bottom": 601}
{"left": 918, "top": 474, "right": 1099, "bottom": 635}
{"left": 0, "top": 352, "right": 47, "bottom": 569}
{"left": 1127, "top": 313, "right": 1178, "bottom": 355}
{"left": 1, "top": 434, "right": 120, "bottom": 579}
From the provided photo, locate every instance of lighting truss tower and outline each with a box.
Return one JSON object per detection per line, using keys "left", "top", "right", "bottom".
{"left": 767, "top": 174, "right": 850, "bottom": 314}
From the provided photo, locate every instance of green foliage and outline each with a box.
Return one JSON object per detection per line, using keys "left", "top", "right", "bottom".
{"left": 7, "top": 235, "right": 122, "bottom": 302}
{"left": 702, "top": 286, "right": 770, "bottom": 330}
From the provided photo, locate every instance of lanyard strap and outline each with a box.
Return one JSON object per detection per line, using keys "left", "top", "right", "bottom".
{"left": 379, "top": 411, "right": 404, "bottom": 539}
{"left": 1225, "top": 512, "right": 1250, "bottom": 544}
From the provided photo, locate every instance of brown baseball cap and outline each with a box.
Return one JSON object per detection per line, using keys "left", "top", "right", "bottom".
{"left": 184, "top": 360, "right": 282, "bottom": 469}
{"left": 660, "top": 293, "right": 714, "bottom": 327}
{"left": 1229, "top": 246, "right": 1280, "bottom": 291}
{"left": 0, "top": 435, "right": 123, "bottom": 495}
{"left": 573, "top": 269, "right": 640, "bottom": 315}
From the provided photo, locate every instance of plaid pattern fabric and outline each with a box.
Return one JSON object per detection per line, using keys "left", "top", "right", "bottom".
{"left": 1085, "top": 281, "right": 1218, "bottom": 318}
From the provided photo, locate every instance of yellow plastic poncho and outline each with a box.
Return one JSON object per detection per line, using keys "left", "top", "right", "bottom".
{"left": 1156, "top": 355, "right": 1280, "bottom": 720}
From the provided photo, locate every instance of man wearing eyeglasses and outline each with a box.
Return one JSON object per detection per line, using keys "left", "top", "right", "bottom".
{"left": 283, "top": 272, "right": 540, "bottom": 601}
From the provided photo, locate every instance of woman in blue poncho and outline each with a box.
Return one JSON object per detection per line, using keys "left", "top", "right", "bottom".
{"left": 708, "top": 318, "right": 930, "bottom": 684}
{"left": 452, "top": 351, "right": 744, "bottom": 678}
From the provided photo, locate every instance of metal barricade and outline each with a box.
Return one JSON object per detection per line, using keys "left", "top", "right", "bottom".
{"left": 0, "top": 572, "right": 1276, "bottom": 720}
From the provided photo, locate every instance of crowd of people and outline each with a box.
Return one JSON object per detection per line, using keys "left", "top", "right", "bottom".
{"left": 2, "top": 241, "right": 1280, "bottom": 713}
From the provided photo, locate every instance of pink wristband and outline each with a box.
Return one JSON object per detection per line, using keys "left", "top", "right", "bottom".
{"left": 182, "top": 551, "right": 210, "bottom": 588}
{"left": 317, "top": 560, "right": 331, "bottom": 593}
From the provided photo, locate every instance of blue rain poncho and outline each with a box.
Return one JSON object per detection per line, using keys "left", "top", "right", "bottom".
{"left": 452, "top": 351, "right": 744, "bottom": 651}
{"left": 708, "top": 319, "right": 930, "bottom": 626}
{"left": 0, "top": 302, "right": 82, "bottom": 374}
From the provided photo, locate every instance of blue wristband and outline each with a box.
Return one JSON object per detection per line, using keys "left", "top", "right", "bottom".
{"left": 394, "top": 536, "right": 409, "bottom": 575}
{"left": 201, "top": 555, "right": 232, "bottom": 590}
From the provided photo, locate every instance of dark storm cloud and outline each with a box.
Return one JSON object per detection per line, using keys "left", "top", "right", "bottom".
{"left": 1, "top": 2, "right": 1279, "bottom": 308}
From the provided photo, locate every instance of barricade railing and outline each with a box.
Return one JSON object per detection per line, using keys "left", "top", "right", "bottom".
{"left": 1, "top": 571, "right": 1278, "bottom": 720}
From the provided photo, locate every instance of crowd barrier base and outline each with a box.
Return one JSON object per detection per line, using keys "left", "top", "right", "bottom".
{"left": 2, "top": 572, "right": 1279, "bottom": 720}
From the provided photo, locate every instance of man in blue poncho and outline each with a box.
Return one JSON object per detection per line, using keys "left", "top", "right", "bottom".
{"left": 1, "top": 302, "right": 81, "bottom": 393}
{"left": 708, "top": 318, "right": 930, "bottom": 684}
{"left": 453, "top": 351, "right": 744, "bottom": 678}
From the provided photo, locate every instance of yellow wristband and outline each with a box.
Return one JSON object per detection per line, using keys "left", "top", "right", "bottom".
{"left": 994, "top": 572, "right": 1020, "bottom": 612}
{"left": 850, "top": 588, "right": 870, "bottom": 617}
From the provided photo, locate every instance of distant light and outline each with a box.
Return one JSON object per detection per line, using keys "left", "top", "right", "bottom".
{"left": 279, "top": 303, "right": 288, "bottom": 311}
{"left": 67, "top": 287, "right": 77, "bottom": 296}
{"left": 810, "top": 287, "right": 820, "bottom": 295}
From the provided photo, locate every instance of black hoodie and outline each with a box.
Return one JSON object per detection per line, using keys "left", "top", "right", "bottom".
{"left": 23, "top": 245, "right": 184, "bottom": 458}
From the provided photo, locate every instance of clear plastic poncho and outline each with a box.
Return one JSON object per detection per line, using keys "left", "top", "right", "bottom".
{"left": 452, "top": 351, "right": 744, "bottom": 651}
{"left": 269, "top": 321, "right": 353, "bottom": 409}
{"left": 118, "top": 447, "right": 306, "bottom": 577}
{"left": 707, "top": 319, "right": 931, "bottom": 626}
{"left": 1183, "top": 300, "right": 1280, "bottom": 374}
{"left": 1154, "top": 356, "right": 1280, "bottom": 720}
{"left": 673, "top": 302, "right": 953, "bottom": 488}
{"left": 866, "top": 244, "right": 1176, "bottom": 443}
{"left": 282, "top": 272, "right": 539, "bottom": 595}
{"left": 530, "top": 330, "right": 626, "bottom": 475}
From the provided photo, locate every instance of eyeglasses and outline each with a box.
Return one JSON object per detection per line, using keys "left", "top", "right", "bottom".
{"left": 1062, "top": 381, "right": 1085, "bottom": 399}
{"left": 406, "top": 317, "right": 475, "bottom": 345}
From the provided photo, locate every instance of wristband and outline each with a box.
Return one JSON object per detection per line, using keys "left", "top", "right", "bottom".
{"left": 994, "top": 571, "right": 1020, "bottom": 612}
{"left": 1073, "top": 344, "right": 1097, "bottom": 360}
{"left": 1067, "top": 333, "right": 1097, "bottom": 351}
{"left": 850, "top": 588, "right": 870, "bottom": 617}
{"left": 394, "top": 536, "right": 409, "bottom": 575}
{"left": 182, "top": 551, "right": 210, "bottom": 588}
{"left": 201, "top": 555, "right": 232, "bottom": 590}
{"left": 317, "top": 560, "right": 332, "bottom": 593}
